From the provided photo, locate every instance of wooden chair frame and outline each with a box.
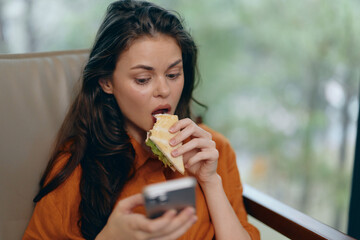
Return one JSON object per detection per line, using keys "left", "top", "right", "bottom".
{"left": 243, "top": 184, "right": 356, "bottom": 240}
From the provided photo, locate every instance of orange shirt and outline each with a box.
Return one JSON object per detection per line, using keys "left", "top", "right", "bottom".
{"left": 23, "top": 124, "right": 260, "bottom": 239}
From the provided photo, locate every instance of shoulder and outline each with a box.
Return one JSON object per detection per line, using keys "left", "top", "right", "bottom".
{"left": 44, "top": 140, "right": 79, "bottom": 186}
{"left": 43, "top": 150, "right": 82, "bottom": 212}
{"left": 45, "top": 152, "right": 71, "bottom": 184}
{"left": 50, "top": 152, "right": 82, "bottom": 194}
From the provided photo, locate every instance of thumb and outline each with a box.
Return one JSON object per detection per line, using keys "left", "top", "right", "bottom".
{"left": 115, "top": 193, "right": 144, "bottom": 214}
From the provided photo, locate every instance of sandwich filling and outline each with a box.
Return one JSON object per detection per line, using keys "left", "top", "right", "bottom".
{"left": 145, "top": 138, "right": 175, "bottom": 170}
{"left": 146, "top": 114, "right": 185, "bottom": 174}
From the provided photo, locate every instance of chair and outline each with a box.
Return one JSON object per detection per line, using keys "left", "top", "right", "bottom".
{"left": 243, "top": 184, "right": 355, "bottom": 240}
{"left": 0, "top": 50, "right": 88, "bottom": 240}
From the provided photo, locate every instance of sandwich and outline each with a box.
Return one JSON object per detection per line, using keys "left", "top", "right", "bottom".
{"left": 146, "top": 114, "right": 185, "bottom": 174}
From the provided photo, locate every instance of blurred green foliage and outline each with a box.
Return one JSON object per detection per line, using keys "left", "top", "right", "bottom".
{"left": 151, "top": 0, "right": 360, "bottom": 232}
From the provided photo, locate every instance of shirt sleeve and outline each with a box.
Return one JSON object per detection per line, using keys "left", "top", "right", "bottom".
{"left": 212, "top": 129, "right": 261, "bottom": 240}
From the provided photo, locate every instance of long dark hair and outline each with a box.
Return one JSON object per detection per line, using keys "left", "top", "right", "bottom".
{"left": 33, "top": 0, "right": 200, "bottom": 239}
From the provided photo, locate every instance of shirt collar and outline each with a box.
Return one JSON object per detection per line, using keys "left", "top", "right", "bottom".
{"left": 129, "top": 134, "right": 154, "bottom": 170}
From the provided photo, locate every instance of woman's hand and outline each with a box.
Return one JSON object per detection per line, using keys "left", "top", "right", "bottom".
{"left": 169, "top": 118, "right": 219, "bottom": 185}
{"left": 96, "top": 194, "right": 197, "bottom": 240}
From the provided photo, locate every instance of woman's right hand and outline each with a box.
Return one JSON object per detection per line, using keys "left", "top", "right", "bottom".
{"left": 96, "top": 193, "right": 197, "bottom": 240}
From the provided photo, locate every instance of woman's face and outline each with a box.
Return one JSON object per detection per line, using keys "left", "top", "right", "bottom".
{"left": 100, "top": 34, "right": 184, "bottom": 142}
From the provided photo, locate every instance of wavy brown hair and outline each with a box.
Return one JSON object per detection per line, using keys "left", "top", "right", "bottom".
{"left": 33, "top": 0, "right": 201, "bottom": 239}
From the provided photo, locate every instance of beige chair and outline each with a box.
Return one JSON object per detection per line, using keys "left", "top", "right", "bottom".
{"left": 0, "top": 49, "right": 355, "bottom": 240}
{"left": 0, "top": 50, "right": 89, "bottom": 240}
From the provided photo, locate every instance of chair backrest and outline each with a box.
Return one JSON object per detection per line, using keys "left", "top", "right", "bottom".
{"left": 0, "top": 50, "right": 89, "bottom": 240}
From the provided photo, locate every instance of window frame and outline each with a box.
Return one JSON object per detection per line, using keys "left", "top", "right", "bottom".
{"left": 348, "top": 95, "right": 360, "bottom": 239}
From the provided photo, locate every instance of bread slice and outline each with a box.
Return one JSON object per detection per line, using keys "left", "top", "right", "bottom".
{"left": 146, "top": 114, "right": 185, "bottom": 174}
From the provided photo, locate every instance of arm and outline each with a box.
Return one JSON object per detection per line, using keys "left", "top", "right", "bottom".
{"left": 217, "top": 138, "right": 260, "bottom": 240}
{"left": 169, "top": 119, "right": 255, "bottom": 240}
{"left": 200, "top": 174, "right": 251, "bottom": 240}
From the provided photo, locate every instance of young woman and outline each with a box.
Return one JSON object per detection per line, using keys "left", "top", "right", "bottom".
{"left": 23, "top": 1, "right": 260, "bottom": 239}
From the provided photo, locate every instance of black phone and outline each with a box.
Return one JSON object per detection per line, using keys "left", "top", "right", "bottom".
{"left": 143, "top": 177, "right": 197, "bottom": 219}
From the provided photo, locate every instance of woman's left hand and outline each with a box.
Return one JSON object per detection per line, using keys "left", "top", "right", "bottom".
{"left": 169, "top": 118, "right": 219, "bottom": 184}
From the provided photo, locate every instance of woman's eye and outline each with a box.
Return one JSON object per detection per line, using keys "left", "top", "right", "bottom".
{"left": 135, "top": 78, "right": 150, "bottom": 85}
{"left": 166, "top": 73, "right": 181, "bottom": 80}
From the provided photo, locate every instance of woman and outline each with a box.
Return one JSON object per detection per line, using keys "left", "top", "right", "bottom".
{"left": 23, "top": 0, "right": 260, "bottom": 239}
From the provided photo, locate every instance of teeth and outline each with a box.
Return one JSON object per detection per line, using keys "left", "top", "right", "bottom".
{"left": 152, "top": 109, "right": 168, "bottom": 115}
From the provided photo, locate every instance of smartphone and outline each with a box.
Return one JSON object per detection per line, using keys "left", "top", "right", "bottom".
{"left": 143, "top": 177, "right": 197, "bottom": 219}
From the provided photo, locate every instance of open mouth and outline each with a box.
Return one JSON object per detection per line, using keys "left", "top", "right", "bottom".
{"left": 151, "top": 105, "right": 171, "bottom": 123}
{"left": 152, "top": 108, "right": 170, "bottom": 115}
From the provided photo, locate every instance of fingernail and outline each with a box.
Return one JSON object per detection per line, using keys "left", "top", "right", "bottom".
{"left": 187, "top": 207, "right": 195, "bottom": 215}
{"left": 169, "top": 127, "right": 175, "bottom": 133}
{"left": 164, "top": 209, "right": 176, "bottom": 218}
{"left": 172, "top": 150, "right": 178, "bottom": 157}
{"left": 170, "top": 139, "right": 176, "bottom": 146}
{"left": 167, "top": 209, "right": 177, "bottom": 217}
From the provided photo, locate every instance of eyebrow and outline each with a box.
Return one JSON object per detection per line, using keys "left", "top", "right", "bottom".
{"left": 130, "top": 59, "right": 182, "bottom": 71}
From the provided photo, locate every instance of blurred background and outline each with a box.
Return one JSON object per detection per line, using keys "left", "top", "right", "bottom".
{"left": 1, "top": 0, "right": 359, "bottom": 239}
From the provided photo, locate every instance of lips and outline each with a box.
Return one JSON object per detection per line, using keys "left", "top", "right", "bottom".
{"left": 152, "top": 104, "right": 171, "bottom": 115}
{"left": 151, "top": 104, "right": 171, "bottom": 123}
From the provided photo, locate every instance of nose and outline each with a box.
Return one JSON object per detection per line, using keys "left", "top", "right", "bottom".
{"left": 154, "top": 77, "right": 170, "bottom": 98}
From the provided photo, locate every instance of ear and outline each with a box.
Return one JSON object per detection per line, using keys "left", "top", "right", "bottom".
{"left": 98, "top": 78, "right": 114, "bottom": 94}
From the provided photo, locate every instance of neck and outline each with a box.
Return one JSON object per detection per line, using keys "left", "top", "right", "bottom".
{"left": 125, "top": 122, "right": 149, "bottom": 151}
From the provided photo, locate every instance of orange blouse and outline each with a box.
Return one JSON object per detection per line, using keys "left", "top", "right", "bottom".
{"left": 23, "top": 124, "right": 260, "bottom": 240}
